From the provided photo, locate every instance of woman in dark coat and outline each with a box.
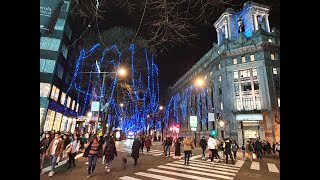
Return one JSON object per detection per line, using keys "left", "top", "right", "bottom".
{"left": 103, "top": 136, "right": 117, "bottom": 172}
{"left": 132, "top": 135, "right": 141, "bottom": 166}
{"left": 174, "top": 138, "right": 181, "bottom": 159}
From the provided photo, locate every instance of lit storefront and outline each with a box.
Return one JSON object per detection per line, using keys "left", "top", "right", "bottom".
{"left": 236, "top": 113, "right": 265, "bottom": 145}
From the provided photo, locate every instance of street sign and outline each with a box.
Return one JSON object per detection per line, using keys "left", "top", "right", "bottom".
{"left": 190, "top": 116, "right": 197, "bottom": 128}
{"left": 91, "top": 101, "right": 100, "bottom": 112}
{"left": 208, "top": 113, "right": 215, "bottom": 121}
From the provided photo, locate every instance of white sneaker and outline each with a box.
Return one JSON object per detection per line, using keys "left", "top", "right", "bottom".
{"left": 48, "top": 171, "right": 54, "bottom": 177}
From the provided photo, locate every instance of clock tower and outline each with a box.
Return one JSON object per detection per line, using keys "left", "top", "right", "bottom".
{"left": 214, "top": 1, "right": 271, "bottom": 45}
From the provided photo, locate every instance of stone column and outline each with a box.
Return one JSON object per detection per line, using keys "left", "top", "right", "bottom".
{"left": 217, "top": 29, "right": 221, "bottom": 44}
{"left": 254, "top": 13, "right": 258, "bottom": 31}
{"left": 265, "top": 15, "right": 270, "bottom": 32}
{"left": 224, "top": 21, "right": 229, "bottom": 39}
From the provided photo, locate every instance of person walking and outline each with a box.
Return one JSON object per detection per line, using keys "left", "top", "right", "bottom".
{"left": 140, "top": 135, "right": 145, "bottom": 153}
{"left": 174, "top": 138, "right": 182, "bottom": 159}
{"left": 103, "top": 136, "right": 117, "bottom": 173}
{"left": 99, "top": 136, "right": 106, "bottom": 164}
{"left": 231, "top": 140, "right": 239, "bottom": 161}
{"left": 208, "top": 135, "right": 221, "bottom": 162}
{"left": 83, "top": 135, "right": 103, "bottom": 178}
{"left": 276, "top": 142, "right": 280, "bottom": 158}
{"left": 246, "top": 140, "right": 254, "bottom": 161}
{"left": 223, "top": 138, "right": 235, "bottom": 165}
{"left": 199, "top": 136, "right": 207, "bottom": 159}
{"left": 183, "top": 136, "right": 194, "bottom": 165}
{"left": 67, "top": 134, "right": 80, "bottom": 169}
{"left": 254, "top": 139, "right": 263, "bottom": 160}
{"left": 161, "top": 137, "right": 167, "bottom": 157}
{"left": 46, "top": 132, "right": 65, "bottom": 177}
{"left": 241, "top": 144, "right": 246, "bottom": 158}
{"left": 144, "top": 136, "right": 152, "bottom": 154}
{"left": 40, "top": 133, "right": 52, "bottom": 174}
{"left": 132, "top": 135, "right": 141, "bottom": 166}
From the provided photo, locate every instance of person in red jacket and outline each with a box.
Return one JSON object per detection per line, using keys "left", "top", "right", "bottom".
{"left": 144, "top": 136, "right": 152, "bottom": 154}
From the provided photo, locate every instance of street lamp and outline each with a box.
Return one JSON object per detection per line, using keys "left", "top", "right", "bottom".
{"left": 120, "top": 103, "right": 124, "bottom": 107}
{"left": 118, "top": 68, "right": 126, "bottom": 77}
{"left": 159, "top": 106, "right": 163, "bottom": 110}
{"left": 219, "top": 121, "right": 224, "bottom": 127}
{"left": 196, "top": 78, "right": 204, "bottom": 87}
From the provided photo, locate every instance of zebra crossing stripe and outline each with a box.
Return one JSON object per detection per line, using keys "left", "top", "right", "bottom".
{"left": 234, "top": 160, "right": 245, "bottom": 168}
{"left": 172, "top": 161, "right": 238, "bottom": 173}
{"left": 119, "top": 176, "right": 142, "bottom": 180}
{"left": 135, "top": 172, "right": 181, "bottom": 180}
{"left": 147, "top": 168, "right": 218, "bottom": 180}
{"left": 267, "top": 163, "right": 279, "bottom": 173}
{"left": 186, "top": 160, "right": 240, "bottom": 170}
{"left": 192, "top": 159, "right": 239, "bottom": 168}
{"left": 165, "top": 163, "right": 237, "bottom": 176}
{"left": 156, "top": 165, "right": 234, "bottom": 180}
{"left": 250, "top": 162, "right": 260, "bottom": 170}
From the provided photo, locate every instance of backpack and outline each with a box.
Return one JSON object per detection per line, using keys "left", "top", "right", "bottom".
{"left": 231, "top": 144, "right": 237, "bottom": 152}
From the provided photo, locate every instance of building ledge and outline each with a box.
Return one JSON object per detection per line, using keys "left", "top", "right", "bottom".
{"left": 232, "top": 109, "right": 266, "bottom": 115}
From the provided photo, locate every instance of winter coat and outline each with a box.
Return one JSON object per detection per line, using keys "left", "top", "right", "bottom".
{"left": 83, "top": 142, "right": 103, "bottom": 158}
{"left": 40, "top": 138, "right": 51, "bottom": 154}
{"left": 132, "top": 138, "right": 140, "bottom": 159}
{"left": 145, "top": 138, "right": 152, "bottom": 148}
{"left": 223, "top": 139, "right": 232, "bottom": 152}
{"left": 254, "top": 140, "right": 262, "bottom": 150}
{"left": 175, "top": 140, "right": 181, "bottom": 156}
{"left": 199, "top": 139, "right": 207, "bottom": 150}
{"left": 103, "top": 138, "right": 117, "bottom": 161}
{"left": 183, "top": 138, "right": 194, "bottom": 151}
{"left": 207, "top": 137, "right": 218, "bottom": 150}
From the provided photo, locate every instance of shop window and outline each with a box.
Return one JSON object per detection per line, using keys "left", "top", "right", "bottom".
{"left": 50, "top": 85, "right": 57, "bottom": 99}
{"left": 52, "top": 112, "right": 62, "bottom": 131}
{"left": 54, "top": 87, "right": 60, "bottom": 101}
{"left": 76, "top": 103, "right": 79, "bottom": 112}
{"left": 60, "top": 92, "right": 66, "bottom": 105}
{"left": 40, "top": 83, "right": 51, "bottom": 97}
{"left": 67, "top": 96, "right": 71, "bottom": 108}
{"left": 44, "top": 109, "right": 56, "bottom": 131}
{"left": 72, "top": 100, "right": 76, "bottom": 110}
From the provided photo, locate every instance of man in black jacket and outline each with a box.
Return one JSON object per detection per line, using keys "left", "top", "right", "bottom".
{"left": 223, "top": 138, "right": 235, "bottom": 165}
{"left": 254, "top": 139, "right": 263, "bottom": 160}
{"left": 199, "top": 136, "right": 207, "bottom": 159}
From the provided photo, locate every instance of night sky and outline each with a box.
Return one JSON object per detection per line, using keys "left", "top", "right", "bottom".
{"left": 105, "top": 1, "right": 280, "bottom": 97}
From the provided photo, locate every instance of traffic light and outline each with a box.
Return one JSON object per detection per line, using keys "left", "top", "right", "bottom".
{"left": 210, "top": 129, "right": 216, "bottom": 137}
{"left": 98, "top": 123, "right": 101, "bottom": 129}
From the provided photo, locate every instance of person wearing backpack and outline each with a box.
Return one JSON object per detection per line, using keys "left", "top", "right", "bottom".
{"left": 246, "top": 140, "right": 254, "bottom": 161}
{"left": 231, "top": 140, "right": 239, "bottom": 161}
{"left": 241, "top": 144, "right": 246, "bottom": 158}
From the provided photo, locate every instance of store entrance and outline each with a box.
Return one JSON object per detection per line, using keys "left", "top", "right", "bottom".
{"left": 242, "top": 121, "right": 260, "bottom": 143}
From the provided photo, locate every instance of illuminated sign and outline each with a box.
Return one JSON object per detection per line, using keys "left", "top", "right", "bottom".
{"left": 208, "top": 113, "right": 215, "bottom": 122}
{"left": 236, "top": 114, "right": 263, "bottom": 121}
{"left": 190, "top": 116, "right": 197, "bottom": 128}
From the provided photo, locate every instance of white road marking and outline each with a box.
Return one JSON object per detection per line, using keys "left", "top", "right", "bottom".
{"left": 172, "top": 161, "right": 238, "bottom": 173}
{"left": 234, "top": 160, "right": 245, "bottom": 168}
{"left": 267, "top": 163, "right": 279, "bottom": 173}
{"left": 147, "top": 168, "right": 217, "bottom": 180}
{"left": 188, "top": 160, "right": 240, "bottom": 170}
{"left": 41, "top": 153, "right": 84, "bottom": 175}
{"left": 135, "top": 172, "right": 181, "bottom": 180}
{"left": 250, "top": 161, "right": 260, "bottom": 170}
{"left": 119, "top": 176, "right": 142, "bottom": 180}
{"left": 156, "top": 165, "right": 234, "bottom": 180}
{"left": 189, "top": 154, "right": 202, "bottom": 160}
{"left": 165, "top": 163, "right": 237, "bottom": 176}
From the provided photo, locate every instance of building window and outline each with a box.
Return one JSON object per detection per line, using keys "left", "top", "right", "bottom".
{"left": 54, "top": 19, "right": 66, "bottom": 31}
{"left": 273, "top": 68, "right": 278, "bottom": 74}
{"left": 218, "top": 63, "right": 221, "bottom": 69}
{"left": 219, "top": 87, "right": 222, "bottom": 95}
{"left": 204, "top": 75, "right": 207, "bottom": 80}
{"left": 50, "top": 85, "right": 57, "bottom": 100}
{"left": 40, "top": 59, "right": 56, "bottom": 73}
{"left": 54, "top": 88, "right": 60, "bottom": 101}
{"left": 210, "top": 71, "right": 213, "bottom": 76}
{"left": 40, "top": 37, "right": 61, "bottom": 51}
{"left": 60, "top": 92, "right": 66, "bottom": 105}
{"left": 241, "top": 82, "right": 252, "bottom": 93}
{"left": 243, "top": 97, "right": 254, "bottom": 111}
{"left": 52, "top": 112, "right": 63, "bottom": 131}
{"left": 72, "top": 100, "right": 76, "bottom": 110}
{"left": 220, "top": 102, "right": 223, "bottom": 110}
{"left": 67, "top": 96, "right": 71, "bottom": 108}
{"left": 44, "top": 109, "right": 56, "bottom": 131}
{"left": 219, "top": 76, "right": 221, "bottom": 81}
{"left": 40, "top": 83, "right": 51, "bottom": 97}
{"left": 250, "top": 55, "right": 255, "bottom": 61}
{"left": 240, "top": 69, "right": 251, "bottom": 81}
{"left": 234, "top": 83, "right": 239, "bottom": 96}
{"left": 255, "top": 96, "right": 262, "bottom": 110}
{"left": 76, "top": 103, "right": 79, "bottom": 112}
{"left": 271, "top": 53, "right": 275, "bottom": 60}
{"left": 241, "top": 56, "right": 246, "bottom": 63}
{"left": 252, "top": 68, "right": 258, "bottom": 80}
{"left": 234, "top": 71, "right": 238, "bottom": 82}
{"left": 233, "top": 58, "right": 237, "bottom": 64}
{"left": 56, "top": 63, "right": 64, "bottom": 79}
{"left": 236, "top": 98, "right": 241, "bottom": 111}
{"left": 277, "top": 98, "right": 280, "bottom": 107}
{"left": 61, "top": 1, "right": 70, "bottom": 12}
{"left": 61, "top": 44, "right": 68, "bottom": 59}
{"left": 268, "top": 38, "right": 272, "bottom": 43}
{"left": 253, "top": 81, "right": 259, "bottom": 90}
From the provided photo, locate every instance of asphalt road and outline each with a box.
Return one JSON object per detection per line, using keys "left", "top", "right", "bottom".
{"left": 40, "top": 140, "right": 280, "bottom": 180}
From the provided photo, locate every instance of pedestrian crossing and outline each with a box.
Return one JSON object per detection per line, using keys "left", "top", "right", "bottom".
{"left": 118, "top": 148, "right": 185, "bottom": 158}
{"left": 118, "top": 158, "right": 242, "bottom": 180}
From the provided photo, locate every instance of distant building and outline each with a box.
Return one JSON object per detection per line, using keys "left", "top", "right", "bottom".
{"left": 40, "top": 0, "right": 88, "bottom": 133}
{"left": 166, "top": 1, "right": 280, "bottom": 144}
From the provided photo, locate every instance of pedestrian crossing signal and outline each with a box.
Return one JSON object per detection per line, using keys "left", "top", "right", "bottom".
{"left": 211, "top": 130, "right": 216, "bottom": 136}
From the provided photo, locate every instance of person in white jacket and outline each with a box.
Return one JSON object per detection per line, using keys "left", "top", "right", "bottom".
{"left": 207, "top": 135, "right": 221, "bottom": 162}
{"left": 67, "top": 134, "right": 80, "bottom": 169}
